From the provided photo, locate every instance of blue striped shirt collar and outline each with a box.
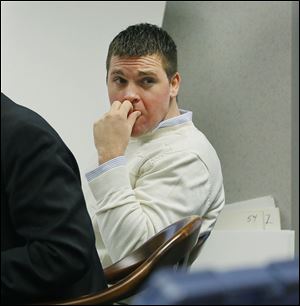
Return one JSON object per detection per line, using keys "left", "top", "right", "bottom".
{"left": 153, "top": 109, "right": 192, "bottom": 132}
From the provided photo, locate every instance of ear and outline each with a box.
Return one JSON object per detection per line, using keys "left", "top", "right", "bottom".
{"left": 170, "top": 72, "right": 181, "bottom": 98}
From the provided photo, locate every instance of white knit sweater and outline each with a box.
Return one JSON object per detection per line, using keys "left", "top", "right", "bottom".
{"left": 84, "top": 115, "right": 225, "bottom": 268}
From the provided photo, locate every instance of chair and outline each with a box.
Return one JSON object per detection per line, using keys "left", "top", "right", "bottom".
{"left": 187, "top": 230, "right": 211, "bottom": 266}
{"left": 105, "top": 218, "right": 209, "bottom": 284}
{"left": 42, "top": 215, "right": 203, "bottom": 305}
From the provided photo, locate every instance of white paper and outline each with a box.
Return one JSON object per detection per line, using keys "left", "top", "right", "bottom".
{"left": 224, "top": 195, "right": 276, "bottom": 210}
{"left": 262, "top": 207, "right": 281, "bottom": 230}
{"left": 191, "top": 230, "right": 295, "bottom": 272}
{"left": 214, "top": 207, "right": 281, "bottom": 230}
{"left": 214, "top": 210, "right": 265, "bottom": 230}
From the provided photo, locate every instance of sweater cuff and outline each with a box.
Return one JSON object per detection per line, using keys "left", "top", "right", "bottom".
{"left": 85, "top": 156, "right": 126, "bottom": 182}
{"left": 88, "top": 164, "right": 131, "bottom": 203}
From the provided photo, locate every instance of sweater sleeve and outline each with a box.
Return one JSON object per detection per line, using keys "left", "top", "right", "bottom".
{"left": 88, "top": 150, "right": 221, "bottom": 263}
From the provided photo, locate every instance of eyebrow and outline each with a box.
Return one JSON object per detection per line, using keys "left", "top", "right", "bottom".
{"left": 110, "top": 69, "right": 125, "bottom": 76}
{"left": 137, "top": 70, "right": 157, "bottom": 76}
{"left": 110, "top": 69, "right": 157, "bottom": 77}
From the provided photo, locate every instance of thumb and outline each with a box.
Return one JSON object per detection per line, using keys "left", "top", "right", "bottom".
{"left": 128, "top": 111, "right": 141, "bottom": 128}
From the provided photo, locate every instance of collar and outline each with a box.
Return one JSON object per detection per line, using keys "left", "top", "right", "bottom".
{"left": 153, "top": 109, "right": 193, "bottom": 132}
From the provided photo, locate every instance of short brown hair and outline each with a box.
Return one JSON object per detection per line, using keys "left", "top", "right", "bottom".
{"left": 106, "top": 23, "right": 177, "bottom": 80}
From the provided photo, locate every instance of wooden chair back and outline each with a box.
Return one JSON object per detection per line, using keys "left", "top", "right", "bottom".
{"left": 43, "top": 215, "right": 203, "bottom": 305}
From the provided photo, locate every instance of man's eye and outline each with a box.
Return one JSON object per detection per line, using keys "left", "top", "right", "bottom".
{"left": 113, "top": 77, "right": 127, "bottom": 84}
{"left": 141, "top": 78, "right": 155, "bottom": 86}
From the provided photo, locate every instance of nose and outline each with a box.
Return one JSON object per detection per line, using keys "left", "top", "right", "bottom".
{"left": 123, "top": 84, "right": 140, "bottom": 104}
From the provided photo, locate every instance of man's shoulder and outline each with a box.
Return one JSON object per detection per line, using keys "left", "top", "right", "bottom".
{"left": 157, "top": 123, "right": 220, "bottom": 163}
{"left": 2, "top": 93, "right": 48, "bottom": 127}
{"left": 2, "top": 93, "right": 61, "bottom": 141}
{"left": 1, "top": 94, "right": 79, "bottom": 172}
{"left": 162, "top": 122, "right": 213, "bottom": 149}
{"left": 130, "top": 123, "right": 211, "bottom": 157}
{"left": 1, "top": 94, "right": 71, "bottom": 159}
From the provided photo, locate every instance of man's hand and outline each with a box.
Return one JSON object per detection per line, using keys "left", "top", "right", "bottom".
{"left": 93, "top": 100, "right": 141, "bottom": 164}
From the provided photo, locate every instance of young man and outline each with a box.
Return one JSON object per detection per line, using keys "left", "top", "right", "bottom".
{"left": 1, "top": 93, "right": 107, "bottom": 304}
{"left": 85, "top": 23, "right": 225, "bottom": 267}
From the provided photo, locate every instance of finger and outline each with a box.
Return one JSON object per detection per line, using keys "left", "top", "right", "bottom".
{"left": 120, "top": 100, "right": 133, "bottom": 116}
{"left": 128, "top": 111, "right": 141, "bottom": 128}
{"left": 110, "top": 100, "right": 122, "bottom": 111}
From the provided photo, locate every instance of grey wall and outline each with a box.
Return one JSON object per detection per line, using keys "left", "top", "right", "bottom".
{"left": 291, "top": 1, "right": 299, "bottom": 255}
{"left": 163, "top": 1, "right": 298, "bottom": 244}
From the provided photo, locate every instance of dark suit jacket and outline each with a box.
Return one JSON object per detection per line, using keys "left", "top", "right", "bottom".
{"left": 1, "top": 93, "right": 107, "bottom": 304}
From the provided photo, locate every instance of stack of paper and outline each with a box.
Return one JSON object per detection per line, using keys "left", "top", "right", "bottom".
{"left": 191, "top": 195, "right": 295, "bottom": 272}
{"left": 213, "top": 195, "right": 281, "bottom": 231}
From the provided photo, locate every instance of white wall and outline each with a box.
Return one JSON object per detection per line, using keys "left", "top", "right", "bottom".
{"left": 1, "top": 1, "right": 166, "bottom": 178}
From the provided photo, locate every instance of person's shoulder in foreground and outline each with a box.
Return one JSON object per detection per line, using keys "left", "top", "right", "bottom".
{"left": 1, "top": 93, "right": 107, "bottom": 304}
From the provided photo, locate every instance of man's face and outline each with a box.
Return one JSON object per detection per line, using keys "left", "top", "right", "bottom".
{"left": 107, "top": 54, "right": 180, "bottom": 137}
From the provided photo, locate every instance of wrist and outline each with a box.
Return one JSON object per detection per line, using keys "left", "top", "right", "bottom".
{"left": 98, "top": 151, "right": 124, "bottom": 165}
